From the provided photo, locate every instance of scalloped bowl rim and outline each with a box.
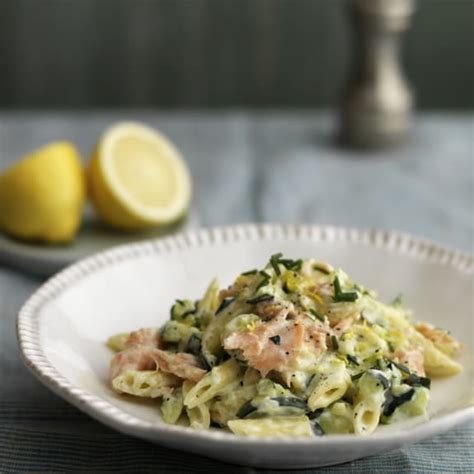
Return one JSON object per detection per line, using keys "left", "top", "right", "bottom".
{"left": 17, "top": 224, "right": 474, "bottom": 452}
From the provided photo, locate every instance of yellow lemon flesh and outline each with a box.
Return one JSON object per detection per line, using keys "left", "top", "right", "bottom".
{"left": 0, "top": 142, "right": 85, "bottom": 244}
{"left": 88, "top": 122, "right": 192, "bottom": 230}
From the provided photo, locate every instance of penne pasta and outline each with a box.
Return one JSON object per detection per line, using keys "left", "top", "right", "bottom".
{"left": 307, "top": 356, "right": 351, "bottom": 411}
{"left": 107, "top": 332, "right": 130, "bottom": 352}
{"left": 106, "top": 254, "right": 463, "bottom": 437}
{"left": 184, "top": 359, "right": 242, "bottom": 409}
{"left": 183, "top": 380, "right": 211, "bottom": 429}
{"left": 352, "top": 371, "right": 387, "bottom": 435}
{"left": 161, "top": 388, "right": 184, "bottom": 424}
{"left": 112, "top": 369, "right": 179, "bottom": 398}
{"left": 228, "top": 415, "right": 313, "bottom": 437}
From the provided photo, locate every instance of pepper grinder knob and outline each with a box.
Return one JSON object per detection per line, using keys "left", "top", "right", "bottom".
{"left": 340, "top": 0, "right": 416, "bottom": 148}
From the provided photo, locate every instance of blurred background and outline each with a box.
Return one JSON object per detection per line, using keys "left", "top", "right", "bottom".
{"left": 0, "top": 0, "right": 473, "bottom": 110}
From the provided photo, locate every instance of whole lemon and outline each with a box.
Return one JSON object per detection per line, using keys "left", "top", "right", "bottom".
{"left": 0, "top": 141, "right": 86, "bottom": 244}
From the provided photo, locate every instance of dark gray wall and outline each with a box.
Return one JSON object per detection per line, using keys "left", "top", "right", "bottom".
{"left": 0, "top": 0, "right": 472, "bottom": 109}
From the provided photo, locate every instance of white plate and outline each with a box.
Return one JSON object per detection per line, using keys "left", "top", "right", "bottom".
{"left": 17, "top": 224, "right": 473, "bottom": 469}
{"left": 0, "top": 207, "right": 198, "bottom": 277}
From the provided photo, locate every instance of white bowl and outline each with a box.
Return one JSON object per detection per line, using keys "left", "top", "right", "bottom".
{"left": 17, "top": 224, "right": 473, "bottom": 469}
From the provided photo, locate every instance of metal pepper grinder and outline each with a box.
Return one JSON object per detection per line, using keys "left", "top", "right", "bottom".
{"left": 340, "top": 0, "right": 416, "bottom": 148}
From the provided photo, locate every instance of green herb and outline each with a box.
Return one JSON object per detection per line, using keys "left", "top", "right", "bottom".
{"left": 186, "top": 333, "right": 202, "bottom": 356}
{"left": 198, "top": 352, "right": 214, "bottom": 371}
{"left": 391, "top": 293, "right": 404, "bottom": 308}
{"left": 241, "top": 269, "right": 258, "bottom": 276}
{"left": 291, "top": 259, "right": 303, "bottom": 271}
{"left": 216, "top": 297, "right": 235, "bottom": 314}
{"left": 256, "top": 270, "right": 271, "bottom": 290}
{"left": 268, "top": 253, "right": 304, "bottom": 274}
{"left": 236, "top": 400, "right": 258, "bottom": 419}
{"left": 271, "top": 396, "right": 308, "bottom": 411}
{"left": 406, "top": 373, "right": 431, "bottom": 389}
{"left": 370, "top": 370, "right": 390, "bottom": 389}
{"left": 170, "top": 299, "right": 197, "bottom": 321}
{"left": 347, "top": 354, "right": 359, "bottom": 366}
{"left": 307, "top": 408, "right": 324, "bottom": 420}
{"left": 270, "top": 253, "right": 283, "bottom": 276}
{"left": 247, "top": 294, "right": 274, "bottom": 305}
{"left": 309, "top": 309, "right": 325, "bottom": 323}
{"left": 269, "top": 335, "right": 281, "bottom": 345}
{"left": 279, "top": 257, "right": 303, "bottom": 272}
{"left": 383, "top": 388, "right": 415, "bottom": 417}
{"left": 333, "top": 276, "right": 358, "bottom": 303}
{"left": 331, "top": 335, "right": 339, "bottom": 351}
{"left": 390, "top": 360, "right": 411, "bottom": 374}
{"left": 313, "top": 264, "right": 330, "bottom": 274}
{"left": 334, "top": 292, "right": 358, "bottom": 303}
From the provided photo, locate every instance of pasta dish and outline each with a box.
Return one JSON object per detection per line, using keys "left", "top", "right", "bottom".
{"left": 107, "top": 254, "right": 462, "bottom": 437}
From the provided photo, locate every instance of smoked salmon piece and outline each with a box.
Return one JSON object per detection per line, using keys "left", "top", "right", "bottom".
{"left": 125, "top": 327, "right": 161, "bottom": 349}
{"left": 111, "top": 346, "right": 206, "bottom": 382}
{"left": 393, "top": 348, "right": 425, "bottom": 376}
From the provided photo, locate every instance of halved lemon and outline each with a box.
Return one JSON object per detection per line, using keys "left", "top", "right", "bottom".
{"left": 88, "top": 122, "right": 192, "bottom": 230}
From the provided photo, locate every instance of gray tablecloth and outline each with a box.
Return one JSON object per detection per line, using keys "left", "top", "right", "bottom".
{"left": 0, "top": 111, "right": 472, "bottom": 472}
